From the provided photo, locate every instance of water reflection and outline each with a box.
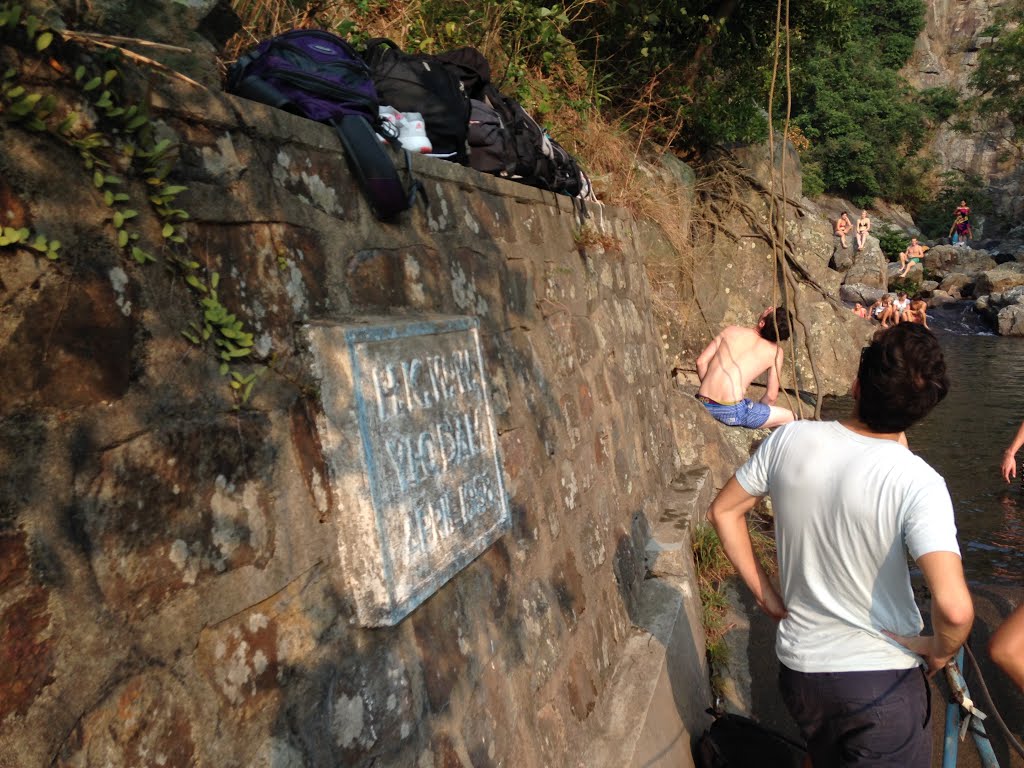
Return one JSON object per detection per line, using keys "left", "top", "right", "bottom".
{"left": 821, "top": 309, "right": 1024, "bottom": 585}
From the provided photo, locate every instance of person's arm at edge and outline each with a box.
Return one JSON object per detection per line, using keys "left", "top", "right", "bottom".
{"left": 989, "top": 603, "right": 1024, "bottom": 691}
{"left": 707, "top": 476, "right": 787, "bottom": 620}
{"left": 885, "top": 550, "right": 973, "bottom": 675}
{"left": 760, "top": 347, "right": 783, "bottom": 406}
{"left": 695, "top": 336, "right": 720, "bottom": 382}
{"left": 1001, "top": 419, "right": 1024, "bottom": 482}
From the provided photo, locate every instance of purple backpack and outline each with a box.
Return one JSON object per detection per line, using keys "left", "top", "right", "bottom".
{"left": 227, "top": 29, "right": 378, "bottom": 123}
{"left": 227, "top": 29, "right": 423, "bottom": 220}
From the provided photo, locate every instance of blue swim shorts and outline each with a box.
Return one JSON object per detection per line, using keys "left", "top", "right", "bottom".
{"left": 696, "top": 394, "right": 770, "bottom": 428}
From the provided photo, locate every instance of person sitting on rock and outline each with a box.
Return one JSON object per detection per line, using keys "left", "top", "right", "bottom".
{"left": 868, "top": 295, "right": 888, "bottom": 324}
{"left": 898, "top": 237, "right": 926, "bottom": 278}
{"left": 893, "top": 291, "right": 910, "bottom": 319}
{"left": 853, "top": 302, "right": 869, "bottom": 319}
{"left": 835, "top": 212, "right": 852, "bottom": 249}
{"left": 694, "top": 306, "right": 796, "bottom": 429}
{"left": 880, "top": 295, "right": 902, "bottom": 328}
{"left": 907, "top": 298, "right": 929, "bottom": 327}
{"left": 856, "top": 210, "right": 871, "bottom": 251}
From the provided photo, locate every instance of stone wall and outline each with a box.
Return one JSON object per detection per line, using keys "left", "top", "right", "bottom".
{"left": 0, "top": 68, "right": 701, "bottom": 766}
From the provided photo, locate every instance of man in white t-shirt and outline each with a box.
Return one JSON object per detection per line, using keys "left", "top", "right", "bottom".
{"left": 708, "top": 323, "right": 974, "bottom": 767}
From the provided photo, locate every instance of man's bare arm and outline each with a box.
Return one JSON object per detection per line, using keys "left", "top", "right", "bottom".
{"left": 884, "top": 551, "right": 973, "bottom": 674}
{"left": 696, "top": 336, "right": 720, "bottom": 382}
{"left": 708, "top": 477, "right": 787, "bottom": 620}
{"left": 760, "top": 347, "right": 783, "bottom": 406}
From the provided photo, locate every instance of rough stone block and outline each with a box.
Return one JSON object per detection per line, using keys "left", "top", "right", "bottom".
{"left": 304, "top": 316, "right": 511, "bottom": 626}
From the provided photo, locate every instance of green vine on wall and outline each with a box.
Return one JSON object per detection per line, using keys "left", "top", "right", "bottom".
{"left": 0, "top": 3, "right": 263, "bottom": 403}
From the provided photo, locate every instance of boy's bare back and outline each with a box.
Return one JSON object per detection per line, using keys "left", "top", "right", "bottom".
{"left": 697, "top": 325, "right": 782, "bottom": 404}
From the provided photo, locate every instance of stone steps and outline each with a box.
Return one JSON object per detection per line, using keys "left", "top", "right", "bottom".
{"left": 579, "top": 465, "right": 714, "bottom": 768}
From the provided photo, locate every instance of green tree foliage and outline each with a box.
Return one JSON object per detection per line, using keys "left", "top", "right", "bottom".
{"left": 970, "top": 0, "right": 1024, "bottom": 144}
{"left": 912, "top": 171, "right": 994, "bottom": 240}
{"left": 786, "top": 0, "right": 927, "bottom": 207}
{"left": 235, "top": 0, "right": 936, "bottom": 207}
{"left": 568, "top": 0, "right": 929, "bottom": 205}
{"left": 876, "top": 224, "right": 909, "bottom": 261}
{"left": 575, "top": 0, "right": 846, "bottom": 145}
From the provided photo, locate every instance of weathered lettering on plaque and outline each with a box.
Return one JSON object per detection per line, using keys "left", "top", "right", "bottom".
{"left": 305, "top": 317, "right": 510, "bottom": 626}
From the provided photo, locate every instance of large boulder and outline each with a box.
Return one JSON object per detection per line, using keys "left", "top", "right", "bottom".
{"left": 998, "top": 305, "right": 1024, "bottom": 336}
{"left": 974, "top": 285, "right": 1024, "bottom": 332}
{"left": 842, "top": 237, "right": 887, "bottom": 289}
{"left": 923, "top": 245, "right": 997, "bottom": 280}
{"left": 830, "top": 238, "right": 855, "bottom": 272}
{"left": 938, "top": 273, "right": 973, "bottom": 298}
{"left": 929, "top": 291, "right": 959, "bottom": 308}
{"left": 973, "top": 263, "right": 1024, "bottom": 297}
{"left": 887, "top": 260, "right": 923, "bottom": 286}
{"left": 679, "top": 143, "right": 864, "bottom": 399}
{"left": 840, "top": 284, "right": 885, "bottom": 305}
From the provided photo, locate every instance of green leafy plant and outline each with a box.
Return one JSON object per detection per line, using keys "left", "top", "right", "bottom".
{"left": 887, "top": 276, "right": 921, "bottom": 295}
{"left": 912, "top": 171, "right": 994, "bottom": 239}
{"left": 0, "top": 3, "right": 262, "bottom": 403}
{"left": 876, "top": 224, "right": 910, "bottom": 262}
{"left": 918, "top": 86, "right": 960, "bottom": 124}
{"left": 970, "top": 0, "right": 1024, "bottom": 144}
{"left": 692, "top": 510, "right": 778, "bottom": 684}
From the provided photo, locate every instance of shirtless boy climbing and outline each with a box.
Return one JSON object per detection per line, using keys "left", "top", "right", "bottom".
{"left": 695, "top": 306, "right": 796, "bottom": 429}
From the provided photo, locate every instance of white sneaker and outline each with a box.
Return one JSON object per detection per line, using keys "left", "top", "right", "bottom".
{"left": 396, "top": 111, "right": 432, "bottom": 154}
{"left": 376, "top": 107, "right": 432, "bottom": 153}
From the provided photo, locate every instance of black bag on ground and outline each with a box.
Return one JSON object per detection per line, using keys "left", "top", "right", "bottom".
{"left": 360, "top": 38, "right": 471, "bottom": 164}
{"left": 226, "top": 28, "right": 422, "bottom": 221}
{"left": 695, "top": 711, "right": 806, "bottom": 768}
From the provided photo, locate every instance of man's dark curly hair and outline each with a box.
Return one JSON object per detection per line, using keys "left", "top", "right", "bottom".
{"left": 759, "top": 307, "right": 793, "bottom": 343}
{"left": 856, "top": 323, "right": 949, "bottom": 433}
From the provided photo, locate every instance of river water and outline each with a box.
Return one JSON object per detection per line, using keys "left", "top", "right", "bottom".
{"left": 825, "top": 303, "right": 1024, "bottom": 586}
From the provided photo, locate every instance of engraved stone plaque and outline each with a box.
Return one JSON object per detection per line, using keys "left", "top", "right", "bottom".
{"left": 305, "top": 316, "right": 510, "bottom": 626}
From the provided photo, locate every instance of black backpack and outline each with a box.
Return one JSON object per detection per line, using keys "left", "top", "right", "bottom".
{"left": 226, "top": 29, "right": 423, "bottom": 221}
{"left": 360, "top": 38, "right": 471, "bottom": 164}
{"left": 695, "top": 711, "right": 806, "bottom": 768}
{"left": 435, "top": 46, "right": 492, "bottom": 100}
{"left": 436, "top": 44, "right": 593, "bottom": 200}
{"left": 548, "top": 137, "right": 589, "bottom": 198}
{"left": 467, "top": 98, "right": 515, "bottom": 176}
{"left": 479, "top": 83, "right": 554, "bottom": 187}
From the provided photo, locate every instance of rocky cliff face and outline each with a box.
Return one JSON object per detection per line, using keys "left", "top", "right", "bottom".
{"left": 903, "top": 0, "right": 1024, "bottom": 228}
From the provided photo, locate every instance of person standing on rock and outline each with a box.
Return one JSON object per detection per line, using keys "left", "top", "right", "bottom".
{"left": 855, "top": 210, "right": 871, "bottom": 251}
{"left": 708, "top": 323, "right": 973, "bottom": 768}
{"left": 950, "top": 214, "right": 972, "bottom": 247}
{"left": 694, "top": 306, "right": 796, "bottom": 429}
